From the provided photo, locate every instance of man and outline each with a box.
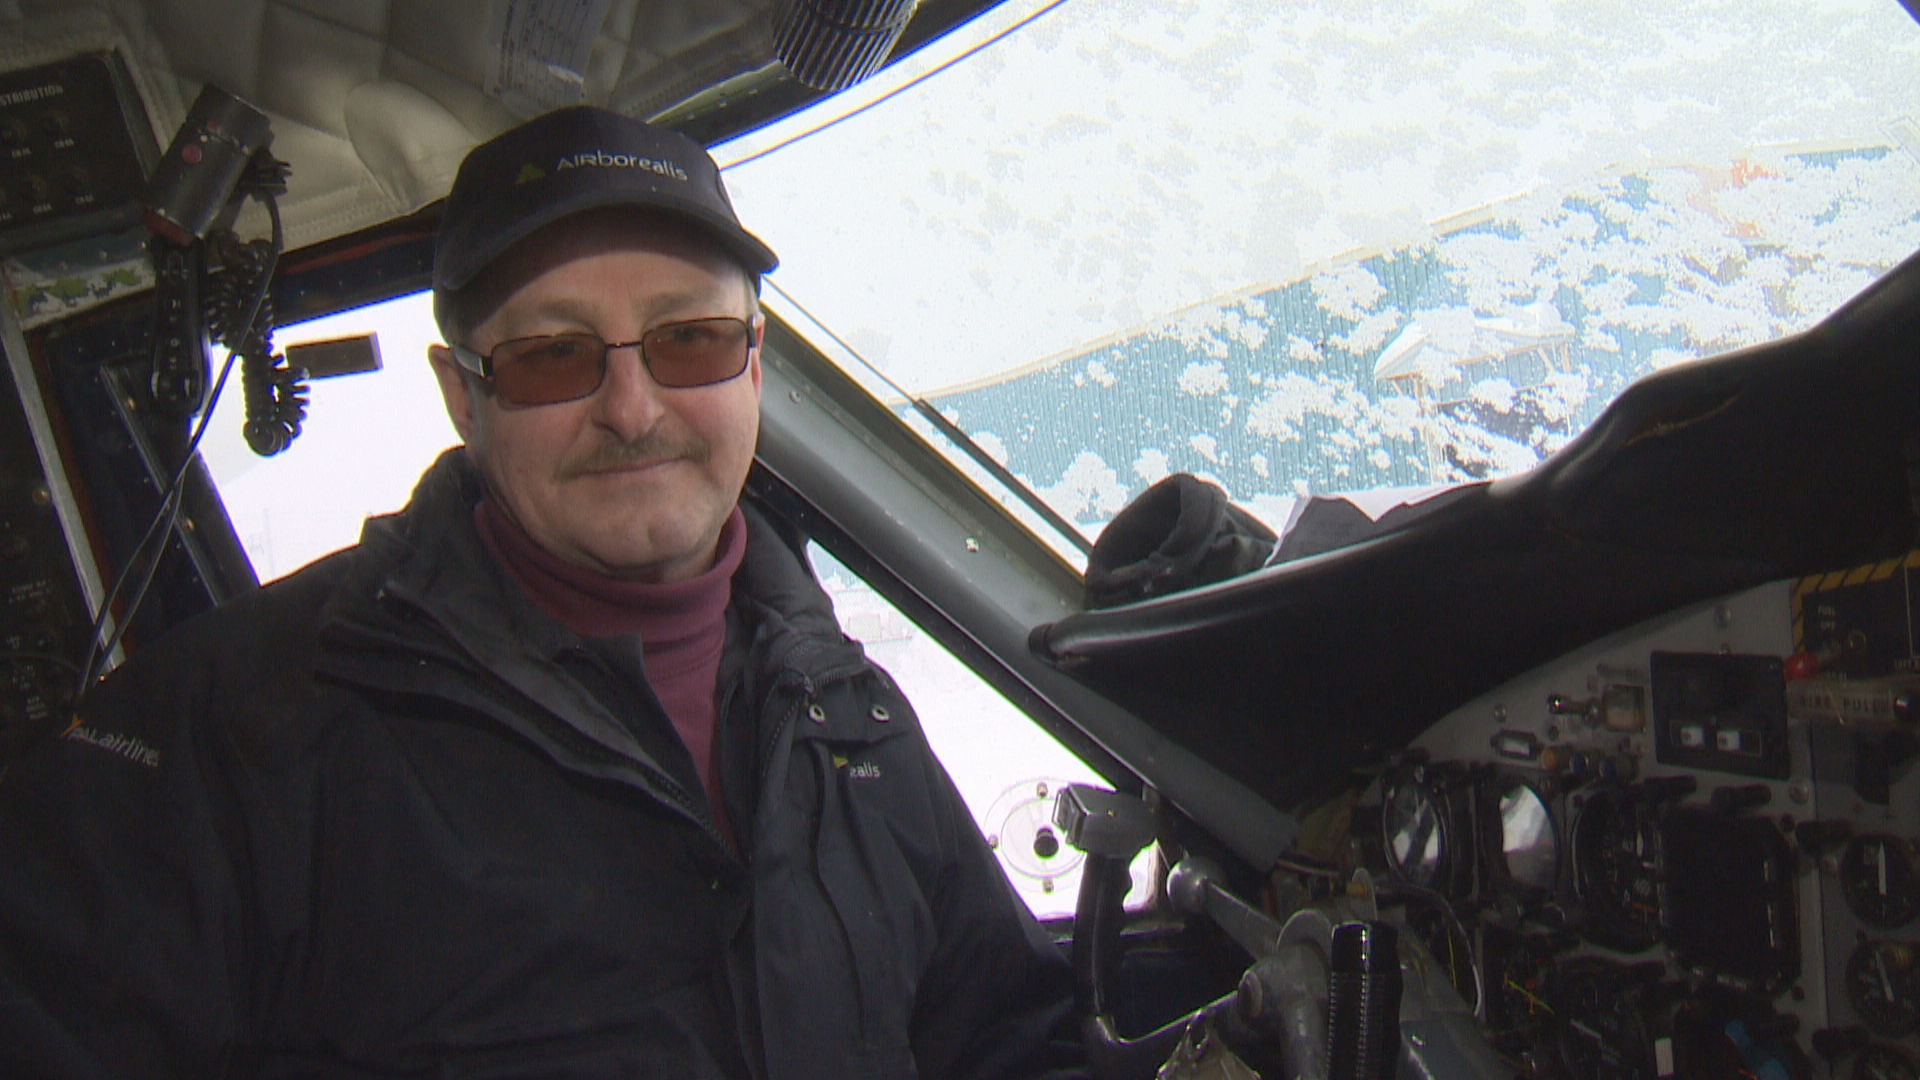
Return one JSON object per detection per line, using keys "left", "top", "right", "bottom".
{"left": 0, "top": 106, "right": 1079, "bottom": 1078}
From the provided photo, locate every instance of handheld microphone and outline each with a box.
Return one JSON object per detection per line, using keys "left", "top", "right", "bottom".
{"left": 142, "top": 85, "right": 273, "bottom": 247}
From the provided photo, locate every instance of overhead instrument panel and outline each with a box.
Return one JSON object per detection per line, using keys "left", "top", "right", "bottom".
{"left": 0, "top": 51, "right": 152, "bottom": 255}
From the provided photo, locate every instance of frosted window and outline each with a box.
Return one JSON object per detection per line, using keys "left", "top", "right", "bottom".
{"left": 720, "top": 0, "right": 1920, "bottom": 541}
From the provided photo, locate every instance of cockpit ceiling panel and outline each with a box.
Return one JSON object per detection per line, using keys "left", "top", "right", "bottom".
{"left": 0, "top": 0, "right": 984, "bottom": 253}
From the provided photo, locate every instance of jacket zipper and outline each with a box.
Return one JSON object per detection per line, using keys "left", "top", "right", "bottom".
{"left": 748, "top": 637, "right": 891, "bottom": 788}
{"left": 450, "top": 650, "right": 737, "bottom": 854}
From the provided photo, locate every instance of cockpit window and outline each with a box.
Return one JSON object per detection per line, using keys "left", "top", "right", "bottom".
{"left": 201, "top": 293, "right": 453, "bottom": 582}
{"left": 193, "top": 0, "right": 1920, "bottom": 922}
{"left": 207, "top": 1, "right": 1920, "bottom": 575}
{"left": 716, "top": 0, "right": 1920, "bottom": 543}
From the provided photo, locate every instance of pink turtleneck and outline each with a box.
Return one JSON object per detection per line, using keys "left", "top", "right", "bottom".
{"left": 474, "top": 499, "right": 745, "bottom": 838}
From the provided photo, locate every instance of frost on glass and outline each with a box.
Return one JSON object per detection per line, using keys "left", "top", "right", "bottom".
{"left": 919, "top": 148, "right": 1920, "bottom": 531}
{"left": 721, "top": 0, "right": 1920, "bottom": 543}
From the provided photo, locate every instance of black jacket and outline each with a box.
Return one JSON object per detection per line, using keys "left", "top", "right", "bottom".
{"left": 0, "top": 451, "right": 1078, "bottom": 1079}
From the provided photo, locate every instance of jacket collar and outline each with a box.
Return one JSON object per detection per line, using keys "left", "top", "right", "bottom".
{"left": 316, "top": 450, "right": 875, "bottom": 747}
{"left": 317, "top": 450, "right": 656, "bottom": 771}
{"left": 353, "top": 449, "right": 576, "bottom": 659}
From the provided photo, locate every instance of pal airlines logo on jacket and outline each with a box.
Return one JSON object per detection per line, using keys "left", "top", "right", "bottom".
{"left": 61, "top": 718, "right": 161, "bottom": 768}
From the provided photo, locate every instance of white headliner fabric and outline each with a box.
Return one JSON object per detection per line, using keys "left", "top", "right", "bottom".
{"left": 0, "top": 0, "right": 778, "bottom": 250}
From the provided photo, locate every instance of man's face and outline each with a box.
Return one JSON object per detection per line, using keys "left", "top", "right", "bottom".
{"left": 428, "top": 211, "right": 763, "bottom": 583}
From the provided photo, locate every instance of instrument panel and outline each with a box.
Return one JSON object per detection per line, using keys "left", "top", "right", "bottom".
{"left": 1351, "top": 572, "right": 1920, "bottom": 1080}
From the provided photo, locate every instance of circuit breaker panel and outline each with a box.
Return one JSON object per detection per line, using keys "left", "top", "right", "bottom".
{"left": 0, "top": 341, "right": 97, "bottom": 756}
{"left": 1, "top": 50, "right": 253, "bottom": 757}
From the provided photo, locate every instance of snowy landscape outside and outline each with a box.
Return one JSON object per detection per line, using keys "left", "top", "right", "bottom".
{"left": 719, "top": 0, "right": 1920, "bottom": 536}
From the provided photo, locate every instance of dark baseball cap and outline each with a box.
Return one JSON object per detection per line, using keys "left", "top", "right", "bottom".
{"left": 433, "top": 105, "right": 778, "bottom": 296}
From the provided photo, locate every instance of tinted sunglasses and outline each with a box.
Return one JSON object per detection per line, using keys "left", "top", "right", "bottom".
{"left": 448, "top": 316, "right": 755, "bottom": 406}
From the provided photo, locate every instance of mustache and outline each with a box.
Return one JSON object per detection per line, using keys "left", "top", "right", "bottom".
{"left": 558, "top": 431, "right": 709, "bottom": 479}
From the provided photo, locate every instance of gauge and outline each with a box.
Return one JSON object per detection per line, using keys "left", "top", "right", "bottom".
{"left": 1383, "top": 772, "right": 1448, "bottom": 889}
{"left": 1497, "top": 781, "right": 1559, "bottom": 893}
{"left": 1381, "top": 764, "right": 1476, "bottom": 899}
{"left": 1856, "top": 1043, "right": 1920, "bottom": 1080}
{"left": 1847, "top": 939, "right": 1920, "bottom": 1037}
{"left": 1842, "top": 834, "right": 1920, "bottom": 929}
{"left": 1569, "top": 786, "right": 1662, "bottom": 953}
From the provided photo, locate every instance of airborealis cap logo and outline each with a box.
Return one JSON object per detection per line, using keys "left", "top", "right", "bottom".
{"left": 434, "top": 106, "right": 779, "bottom": 293}
{"left": 554, "top": 149, "right": 688, "bottom": 183}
